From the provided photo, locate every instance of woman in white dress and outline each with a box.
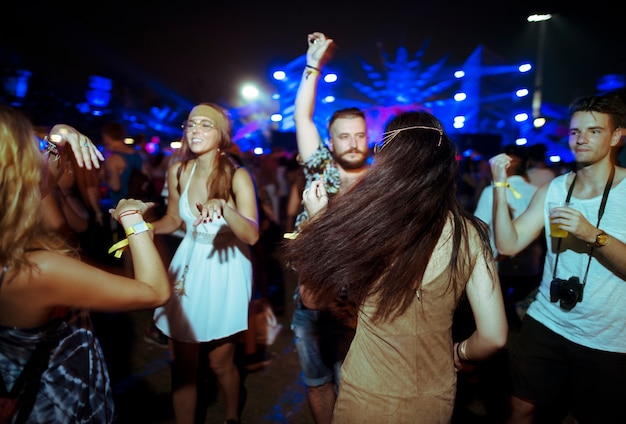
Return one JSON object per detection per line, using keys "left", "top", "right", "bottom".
{"left": 151, "top": 103, "right": 260, "bottom": 424}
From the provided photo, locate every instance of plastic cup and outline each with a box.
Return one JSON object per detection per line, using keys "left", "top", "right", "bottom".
{"left": 548, "top": 202, "right": 573, "bottom": 238}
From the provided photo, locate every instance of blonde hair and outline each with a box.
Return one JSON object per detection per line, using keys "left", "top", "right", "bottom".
{"left": 0, "top": 106, "right": 74, "bottom": 276}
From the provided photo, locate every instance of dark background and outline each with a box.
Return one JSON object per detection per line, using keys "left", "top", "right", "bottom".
{"left": 3, "top": 0, "right": 623, "bottom": 108}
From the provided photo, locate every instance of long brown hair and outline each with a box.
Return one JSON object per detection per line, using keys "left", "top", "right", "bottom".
{"left": 284, "top": 110, "right": 493, "bottom": 321}
{"left": 0, "top": 106, "right": 75, "bottom": 276}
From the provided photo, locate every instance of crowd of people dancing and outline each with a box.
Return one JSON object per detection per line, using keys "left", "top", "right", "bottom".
{"left": 1, "top": 30, "right": 626, "bottom": 424}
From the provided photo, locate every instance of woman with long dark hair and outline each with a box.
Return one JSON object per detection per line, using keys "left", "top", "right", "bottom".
{"left": 284, "top": 110, "right": 507, "bottom": 423}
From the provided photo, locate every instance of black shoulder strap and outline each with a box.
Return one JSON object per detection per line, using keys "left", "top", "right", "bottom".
{"left": 553, "top": 167, "right": 615, "bottom": 285}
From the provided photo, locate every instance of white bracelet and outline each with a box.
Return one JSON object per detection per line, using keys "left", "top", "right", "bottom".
{"left": 125, "top": 221, "right": 152, "bottom": 237}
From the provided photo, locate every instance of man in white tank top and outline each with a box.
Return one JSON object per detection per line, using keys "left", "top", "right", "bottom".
{"left": 489, "top": 93, "right": 626, "bottom": 423}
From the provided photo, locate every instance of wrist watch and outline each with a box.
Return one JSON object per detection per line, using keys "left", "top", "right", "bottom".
{"left": 592, "top": 231, "right": 609, "bottom": 248}
{"left": 125, "top": 221, "right": 153, "bottom": 237}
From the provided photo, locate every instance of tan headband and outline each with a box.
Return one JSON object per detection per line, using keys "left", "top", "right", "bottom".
{"left": 188, "top": 104, "right": 230, "bottom": 134}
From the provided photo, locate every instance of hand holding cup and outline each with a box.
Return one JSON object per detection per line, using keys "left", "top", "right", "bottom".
{"left": 549, "top": 202, "right": 574, "bottom": 238}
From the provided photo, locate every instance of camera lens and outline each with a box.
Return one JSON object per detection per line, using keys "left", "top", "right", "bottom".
{"left": 551, "top": 277, "right": 583, "bottom": 310}
{"left": 559, "top": 288, "right": 577, "bottom": 310}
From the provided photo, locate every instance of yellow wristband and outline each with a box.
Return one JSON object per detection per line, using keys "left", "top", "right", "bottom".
{"left": 493, "top": 181, "right": 521, "bottom": 199}
{"left": 108, "top": 222, "right": 154, "bottom": 258}
{"left": 125, "top": 221, "right": 153, "bottom": 237}
{"left": 304, "top": 66, "right": 320, "bottom": 80}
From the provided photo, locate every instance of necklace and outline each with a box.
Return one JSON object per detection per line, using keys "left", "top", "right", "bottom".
{"left": 173, "top": 230, "right": 197, "bottom": 296}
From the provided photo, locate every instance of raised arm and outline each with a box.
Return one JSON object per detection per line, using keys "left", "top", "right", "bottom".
{"left": 490, "top": 153, "right": 546, "bottom": 256}
{"left": 42, "top": 126, "right": 103, "bottom": 232}
{"left": 294, "top": 32, "right": 335, "bottom": 162}
{"left": 21, "top": 199, "right": 170, "bottom": 322}
{"left": 48, "top": 124, "right": 104, "bottom": 170}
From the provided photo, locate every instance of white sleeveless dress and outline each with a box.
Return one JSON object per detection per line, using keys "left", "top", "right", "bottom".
{"left": 154, "top": 163, "right": 253, "bottom": 342}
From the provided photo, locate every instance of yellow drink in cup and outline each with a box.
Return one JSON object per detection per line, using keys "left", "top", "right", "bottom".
{"left": 548, "top": 202, "right": 572, "bottom": 238}
{"left": 550, "top": 223, "right": 568, "bottom": 238}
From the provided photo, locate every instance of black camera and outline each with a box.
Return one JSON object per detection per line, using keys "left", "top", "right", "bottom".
{"left": 550, "top": 276, "right": 584, "bottom": 311}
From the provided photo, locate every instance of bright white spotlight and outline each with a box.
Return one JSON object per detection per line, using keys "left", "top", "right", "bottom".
{"left": 273, "top": 70, "right": 286, "bottom": 81}
{"left": 324, "top": 73, "right": 338, "bottom": 83}
{"left": 527, "top": 14, "right": 552, "bottom": 23}
{"left": 519, "top": 63, "right": 532, "bottom": 73}
{"left": 516, "top": 88, "right": 529, "bottom": 97}
{"left": 453, "top": 92, "right": 467, "bottom": 101}
{"left": 515, "top": 113, "right": 529, "bottom": 122}
{"left": 241, "top": 84, "right": 259, "bottom": 100}
{"left": 454, "top": 70, "right": 465, "bottom": 78}
{"left": 533, "top": 117, "right": 546, "bottom": 128}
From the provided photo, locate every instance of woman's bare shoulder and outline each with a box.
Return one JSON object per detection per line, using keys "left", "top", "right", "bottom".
{"left": 26, "top": 250, "right": 81, "bottom": 278}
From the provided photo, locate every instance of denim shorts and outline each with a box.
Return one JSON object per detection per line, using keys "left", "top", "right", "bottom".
{"left": 291, "top": 300, "right": 355, "bottom": 389}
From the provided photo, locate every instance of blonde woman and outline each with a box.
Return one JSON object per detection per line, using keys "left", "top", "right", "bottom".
{"left": 0, "top": 105, "right": 170, "bottom": 423}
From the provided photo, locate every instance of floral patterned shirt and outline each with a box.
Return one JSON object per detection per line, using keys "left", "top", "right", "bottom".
{"left": 294, "top": 143, "right": 340, "bottom": 231}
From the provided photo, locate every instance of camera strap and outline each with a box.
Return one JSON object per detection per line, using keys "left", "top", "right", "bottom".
{"left": 551, "top": 166, "right": 615, "bottom": 287}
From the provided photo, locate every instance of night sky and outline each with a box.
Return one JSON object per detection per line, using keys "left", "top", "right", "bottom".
{"left": 3, "top": 1, "right": 623, "bottom": 109}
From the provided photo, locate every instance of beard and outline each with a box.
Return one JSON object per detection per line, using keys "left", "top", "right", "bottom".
{"left": 334, "top": 150, "right": 368, "bottom": 170}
